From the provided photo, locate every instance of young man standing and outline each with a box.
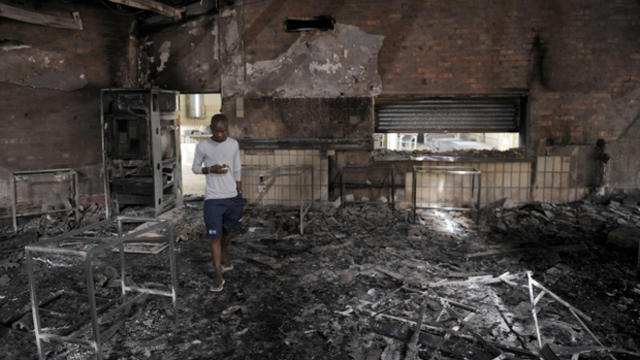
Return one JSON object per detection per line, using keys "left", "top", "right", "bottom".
{"left": 192, "top": 114, "right": 242, "bottom": 292}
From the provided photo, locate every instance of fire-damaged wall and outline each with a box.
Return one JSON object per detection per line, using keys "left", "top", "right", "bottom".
{"left": 234, "top": 98, "right": 372, "bottom": 139}
{"left": 142, "top": 0, "right": 639, "bottom": 198}
{"left": 0, "top": 2, "right": 136, "bottom": 213}
{"left": 138, "top": 16, "right": 220, "bottom": 92}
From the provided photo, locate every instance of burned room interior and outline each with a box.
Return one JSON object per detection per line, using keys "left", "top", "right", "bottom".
{"left": 1, "top": 0, "right": 640, "bottom": 359}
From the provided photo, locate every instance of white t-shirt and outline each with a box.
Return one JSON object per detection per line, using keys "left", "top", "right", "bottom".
{"left": 191, "top": 137, "right": 241, "bottom": 200}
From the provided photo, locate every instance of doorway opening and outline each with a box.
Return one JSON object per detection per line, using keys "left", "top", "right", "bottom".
{"left": 179, "top": 93, "right": 222, "bottom": 195}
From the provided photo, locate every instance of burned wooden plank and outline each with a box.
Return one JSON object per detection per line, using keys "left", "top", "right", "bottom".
{"left": 0, "top": 3, "right": 82, "bottom": 30}
{"left": 311, "top": 240, "right": 353, "bottom": 254}
{"left": 363, "top": 309, "right": 537, "bottom": 359}
{"left": 108, "top": 0, "right": 184, "bottom": 19}
{"left": 371, "top": 321, "right": 496, "bottom": 360}
{"left": 404, "top": 297, "right": 427, "bottom": 360}
{"left": 540, "top": 344, "right": 561, "bottom": 360}
{"left": 246, "top": 255, "right": 282, "bottom": 269}
{"left": 465, "top": 243, "right": 588, "bottom": 260}
{"left": 112, "top": 242, "right": 168, "bottom": 255}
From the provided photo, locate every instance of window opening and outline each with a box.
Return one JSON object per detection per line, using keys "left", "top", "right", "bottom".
{"left": 374, "top": 97, "right": 525, "bottom": 153}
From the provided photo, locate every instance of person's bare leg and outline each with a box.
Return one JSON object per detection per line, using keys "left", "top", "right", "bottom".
{"left": 210, "top": 237, "right": 223, "bottom": 286}
{"left": 221, "top": 229, "right": 232, "bottom": 269}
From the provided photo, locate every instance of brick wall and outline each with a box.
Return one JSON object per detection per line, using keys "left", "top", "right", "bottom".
{"left": 1, "top": 0, "right": 632, "bottom": 210}
{"left": 0, "top": 2, "right": 135, "bottom": 209}
{"left": 228, "top": 97, "right": 372, "bottom": 140}
{"left": 234, "top": 0, "right": 640, "bottom": 194}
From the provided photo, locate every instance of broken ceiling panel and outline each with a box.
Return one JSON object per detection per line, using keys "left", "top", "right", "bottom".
{"left": 244, "top": 24, "right": 383, "bottom": 98}
{"left": 0, "top": 45, "right": 88, "bottom": 91}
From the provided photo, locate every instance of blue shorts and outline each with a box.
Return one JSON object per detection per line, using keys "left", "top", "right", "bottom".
{"left": 203, "top": 194, "right": 243, "bottom": 239}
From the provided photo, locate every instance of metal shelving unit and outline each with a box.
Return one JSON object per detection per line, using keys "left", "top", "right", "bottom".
{"left": 100, "top": 89, "right": 183, "bottom": 217}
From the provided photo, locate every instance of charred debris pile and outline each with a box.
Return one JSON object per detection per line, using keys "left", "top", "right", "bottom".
{"left": 0, "top": 194, "right": 639, "bottom": 359}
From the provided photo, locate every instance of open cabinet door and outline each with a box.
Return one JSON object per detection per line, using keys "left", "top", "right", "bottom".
{"left": 100, "top": 89, "right": 183, "bottom": 218}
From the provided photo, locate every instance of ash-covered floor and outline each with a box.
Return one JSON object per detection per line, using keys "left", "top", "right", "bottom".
{"left": 1, "top": 195, "right": 640, "bottom": 359}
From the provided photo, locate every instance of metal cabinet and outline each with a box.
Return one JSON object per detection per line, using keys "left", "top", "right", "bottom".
{"left": 100, "top": 89, "right": 182, "bottom": 217}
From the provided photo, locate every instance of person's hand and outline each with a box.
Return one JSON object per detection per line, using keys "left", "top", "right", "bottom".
{"left": 205, "top": 164, "right": 229, "bottom": 174}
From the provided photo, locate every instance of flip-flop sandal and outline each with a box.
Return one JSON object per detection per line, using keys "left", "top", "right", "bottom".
{"left": 210, "top": 279, "right": 225, "bottom": 292}
{"left": 222, "top": 263, "right": 234, "bottom": 272}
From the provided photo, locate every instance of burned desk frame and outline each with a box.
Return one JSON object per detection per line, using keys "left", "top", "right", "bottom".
{"left": 2, "top": 167, "right": 79, "bottom": 233}
{"left": 25, "top": 216, "right": 177, "bottom": 360}
{"left": 412, "top": 165, "right": 482, "bottom": 223}
{"left": 242, "top": 164, "right": 314, "bottom": 235}
{"left": 339, "top": 165, "right": 395, "bottom": 210}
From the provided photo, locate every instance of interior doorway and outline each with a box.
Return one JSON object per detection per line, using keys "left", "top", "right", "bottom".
{"left": 179, "top": 93, "right": 222, "bottom": 195}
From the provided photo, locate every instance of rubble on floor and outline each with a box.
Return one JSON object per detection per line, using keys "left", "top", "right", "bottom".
{"left": 0, "top": 194, "right": 639, "bottom": 359}
{"left": 0, "top": 202, "right": 106, "bottom": 239}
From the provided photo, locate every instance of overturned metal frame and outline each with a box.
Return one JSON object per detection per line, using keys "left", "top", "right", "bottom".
{"left": 339, "top": 165, "right": 395, "bottom": 210}
{"left": 412, "top": 165, "right": 482, "bottom": 223}
{"left": 242, "top": 164, "right": 314, "bottom": 234}
{"left": 526, "top": 272, "right": 616, "bottom": 360}
{"left": 25, "top": 216, "right": 177, "bottom": 360}
{"left": 3, "top": 167, "right": 79, "bottom": 233}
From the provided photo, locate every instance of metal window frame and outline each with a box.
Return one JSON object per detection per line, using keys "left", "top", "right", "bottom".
{"left": 412, "top": 165, "right": 482, "bottom": 224}
{"left": 25, "top": 216, "right": 177, "bottom": 360}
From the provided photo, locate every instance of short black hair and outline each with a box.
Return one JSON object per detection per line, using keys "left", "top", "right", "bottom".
{"left": 211, "top": 113, "right": 228, "bottom": 125}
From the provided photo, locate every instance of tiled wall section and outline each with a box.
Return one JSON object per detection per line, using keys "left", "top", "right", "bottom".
{"left": 405, "top": 157, "right": 589, "bottom": 207}
{"left": 241, "top": 149, "right": 328, "bottom": 206}
{"left": 533, "top": 156, "right": 589, "bottom": 202}
{"left": 405, "top": 161, "right": 533, "bottom": 207}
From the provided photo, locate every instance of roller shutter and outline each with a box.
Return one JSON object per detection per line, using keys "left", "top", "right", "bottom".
{"left": 375, "top": 98, "right": 522, "bottom": 133}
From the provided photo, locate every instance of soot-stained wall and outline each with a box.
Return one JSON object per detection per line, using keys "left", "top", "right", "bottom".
{"left": 143, "top": 0, "right": 639, "bottom": 191}
{"left": 0, "top": 2, "right": 135, "bottom": 207}
{"left": 139, "top": 16, "right": 220, "bottom": 92}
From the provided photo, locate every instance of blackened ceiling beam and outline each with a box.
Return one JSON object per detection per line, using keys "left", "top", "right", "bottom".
{"left": 0, "top": 3, "right": 83, "bottom": 30}
{"left": 137, "top": 0, "right": 218, "bottom": 34}
{"left": 108, "top": 0, "right": 185, "bottom": 20}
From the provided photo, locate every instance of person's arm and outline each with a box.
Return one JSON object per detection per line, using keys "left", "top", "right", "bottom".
{"left": 192, "top": 144, "right": 228, "bottom": 174}
{"left": 192, "top": 143, "right": 205, "bottom": 174}
{"left": 233, "top": 142, "right": 242, "bottom": 194}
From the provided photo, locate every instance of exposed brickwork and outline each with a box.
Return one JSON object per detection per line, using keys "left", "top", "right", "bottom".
{"left": 239, "top": 0, "right": 639, "bottom": 139}
{"left": 229, "top": 98, "right": 372, "bottom": 139}
{"left": 236, "top": 0, "right": 640, "bottom": 189}
{"left": 0, "top": 2, "right": 135, "bottom": 204}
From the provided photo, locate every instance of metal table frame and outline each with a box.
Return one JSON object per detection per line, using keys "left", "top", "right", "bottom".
{"left": 242, "top": 164, "right": 314, "bottom": 234}
{"left": 412, "top": 165, "right": 482, "bottom": 223}
{"left": 339, "top": 165, "right": 395, "bottom": 210}
{"left": 25, "top": 216, "right": 177, "bottom": 360}
{"left": 2, "top": 167, "right": 79, "bottom": 233}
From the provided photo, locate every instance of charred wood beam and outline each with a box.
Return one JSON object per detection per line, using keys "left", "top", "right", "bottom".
{"left": 366, "top": 311, "right": 538, "bottom": 359}
{"left": 0, "top": 3, "right": 82, "bottom": 30}
{"left": 108, "top": 0, "right": 184, "bottom": 19}
{"left": 371, "top": 321, "right": 492, "bottom": 359}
